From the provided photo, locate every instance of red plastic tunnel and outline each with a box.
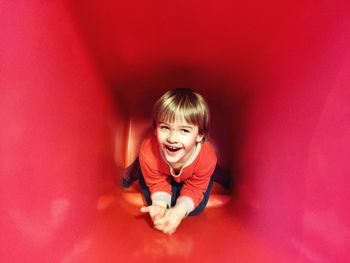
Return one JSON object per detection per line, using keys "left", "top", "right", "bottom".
{"left": 1, "top": 1, "right": 350, "bottom": 262}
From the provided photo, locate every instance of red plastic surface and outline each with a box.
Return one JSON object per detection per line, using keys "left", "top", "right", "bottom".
{"left": 1, "top": 1, "right": 350, "bottom": 262}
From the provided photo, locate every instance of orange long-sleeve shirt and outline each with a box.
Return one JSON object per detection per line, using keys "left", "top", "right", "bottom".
{"left": 139, "top": 134, "right": 217, "bottom": 213}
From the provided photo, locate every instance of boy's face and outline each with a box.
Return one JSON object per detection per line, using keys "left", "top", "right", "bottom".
{"left": 155, "top": 117, "right": 204, "bottom": 167}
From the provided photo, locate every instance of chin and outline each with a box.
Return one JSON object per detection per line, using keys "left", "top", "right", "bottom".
{"left": 164, "top": 154, "right": 182, "bottom": 164}
{"left": 165, "top": 157, "right": 179, "bottom": 164}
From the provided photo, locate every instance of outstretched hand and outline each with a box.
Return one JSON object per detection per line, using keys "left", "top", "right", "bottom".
{"left": 141, "top": 203, "right": 188, "bottom": 235}
{"left": 154, "top": 204, "right": 187, "bottom": 235}
{"left": 140, "top": 205, "right": 167, "bottom": 222}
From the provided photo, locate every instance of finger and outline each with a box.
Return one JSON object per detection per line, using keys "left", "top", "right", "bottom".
{"left": 140, "top": 206, "right": 150, "bottom": 213}
{"left": 154, "top": 223, "right": 165, "bottom": 231}
{"left": 165, "top": 228, "right": 176, "bottom": 235}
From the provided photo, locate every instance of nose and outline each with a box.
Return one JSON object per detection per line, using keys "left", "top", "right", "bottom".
{"left": 166, "top": 130, "right": 178, "bottom": 143}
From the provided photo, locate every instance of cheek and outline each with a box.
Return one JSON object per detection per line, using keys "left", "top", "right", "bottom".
{"left": 182, "top": 135, "right": 197, "bottom": 147}
{"left": 156, "top": 130, "right": 165, "bottom": 143}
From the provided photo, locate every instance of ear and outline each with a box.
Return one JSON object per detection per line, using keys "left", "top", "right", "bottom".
{"left": 196, "top": 134, "right": 204, "bottom": 143}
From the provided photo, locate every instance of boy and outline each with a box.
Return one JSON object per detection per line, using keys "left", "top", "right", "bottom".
{"left": 128, "top": 88, "right": 217, "bottom": 235}
{"left": 123, "top": 88, "right": 217, "bottom": 234}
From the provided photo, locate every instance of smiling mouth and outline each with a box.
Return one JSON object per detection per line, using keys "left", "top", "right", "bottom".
{"left": 165, "top": 145, "right": 181, "bottom": 152}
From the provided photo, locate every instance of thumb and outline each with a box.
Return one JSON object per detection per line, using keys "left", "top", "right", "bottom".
{"left": 140, "top": 206, "right": 150, "bottom": 213}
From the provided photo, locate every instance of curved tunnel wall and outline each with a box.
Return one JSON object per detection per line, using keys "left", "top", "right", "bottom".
{"left": 1, "top": 1, "right": 350, "bottom": 262}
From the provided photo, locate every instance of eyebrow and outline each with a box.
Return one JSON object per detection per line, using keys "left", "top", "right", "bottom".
{"left": 179, "top": 126, "right": 193, "bottom": 130}
{"left": 158, "top": 122, "right": 194, "bottom": 130}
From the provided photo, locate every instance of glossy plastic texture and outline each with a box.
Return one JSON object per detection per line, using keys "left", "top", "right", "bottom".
{"left": 1, "top": 1, "right": 350, "bottom": 262}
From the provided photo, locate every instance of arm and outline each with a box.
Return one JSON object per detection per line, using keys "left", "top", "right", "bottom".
{"left": 139, "top": 149, "right": 172, "bottom": 223}
{"left": 139, "top": 154, "right": 187, "bottom": 234}
{"left": 139, "top": 152, "right": 172, "bottom": 207}
{"left": 177, "top": 142, "right": 217, "bottom": 214}
{"left": 176, "top": 162, "right": 216, "bottom": 214}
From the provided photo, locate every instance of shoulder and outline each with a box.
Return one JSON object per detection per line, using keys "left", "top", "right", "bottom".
{"left": 140, "top": 133, "right": 159, "bottom": 162}
{"left": 201, "top": 141, "right": 217, "bottom": 158}
{"left": 197, "top": 140, "right": 217, "bottom": 165}
{"left": 188, "top": 140, "right": 217, "bottom": 176}
{"left": 140, "top": 133, "right": 154, "bottom": 152}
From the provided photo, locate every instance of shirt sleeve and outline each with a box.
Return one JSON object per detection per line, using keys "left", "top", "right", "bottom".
{"left": 176, "top": 152, "right": 217, "bottom": 214}
{"left": 139, "top": 149, "right": 172, "bottom": 208}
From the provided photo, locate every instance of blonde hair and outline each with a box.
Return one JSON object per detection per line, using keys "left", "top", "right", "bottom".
{"left": 152, "top": 88, "right": 210, "bottom": 141}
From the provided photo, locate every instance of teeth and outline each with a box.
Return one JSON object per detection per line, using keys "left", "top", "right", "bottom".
{"left": 166, "top": 145, "right": 179, "bottom": 151}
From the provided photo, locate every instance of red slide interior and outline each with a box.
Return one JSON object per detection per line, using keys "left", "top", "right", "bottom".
{"left": 1, "top": 1, "right": 350, "bottom": 262}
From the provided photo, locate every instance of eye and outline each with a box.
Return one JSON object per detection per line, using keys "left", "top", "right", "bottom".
{"left": 181, "top": 129, "right": 190, "bottom": 133}
{"left": 159, "top": 125, "right": 169, "bottom": 130}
